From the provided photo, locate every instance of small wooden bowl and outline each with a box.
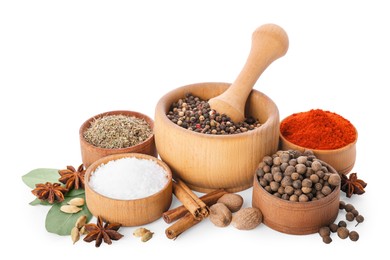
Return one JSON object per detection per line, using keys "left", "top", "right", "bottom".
{"left": 85, "top": 153, "right": 172, "bottom": 226}
{"left": 252, "top": 160, "right": 340, "bottom": 235}
{"left": 279, "top": 127, "right": 357, "bottom": 175}
{"left": 79, "top": 110, "right": 157, "bottom": 168}
{"left": 154, "top": 82, "right": 280, "bottom": 193}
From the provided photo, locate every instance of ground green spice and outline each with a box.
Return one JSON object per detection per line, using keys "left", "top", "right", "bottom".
{"left": 83, "top": 115, "right": 152, "bottom": 149}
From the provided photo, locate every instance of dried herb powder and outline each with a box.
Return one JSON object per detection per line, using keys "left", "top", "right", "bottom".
{"left": 83, "top": 115, "right": 152, "bottom": 149}
{"left": 167, "top": 93, "right": 261, "bottom": 135}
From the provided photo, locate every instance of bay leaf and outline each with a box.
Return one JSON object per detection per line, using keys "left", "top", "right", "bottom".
{"left": 22, "top": 168, "right": 60, "bottom": 188}
{"left": 29, "top": 198, "right": 52, "bottom": 206}
{"left": 45, "top": 194, "right": 92, "bottom": 236}
{"left": 66, "top": 189, "right": 85, "bottom": 197}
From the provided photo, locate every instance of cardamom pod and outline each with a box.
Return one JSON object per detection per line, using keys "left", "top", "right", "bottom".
{"left": 133, "top": 227, "right": 149, "bottom": 237}
{"left": 60, "top": 205, "right": 82, "bottom": 214}
{"left": 79, "top": 226, "right": 88, "bottom": 235}
{"left": 68, "top": 198, "right": 85, "bottom": 207}
{"left": 71, "top": 226, "right": 80, "bottom": 244}
{"left": 141, "top": 231, "right": 154, "bottom": 242}
{"left": 75, "top": 215, "right": 87, "bottom": 229}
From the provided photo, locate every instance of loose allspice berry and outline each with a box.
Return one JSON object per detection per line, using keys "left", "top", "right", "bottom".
{"left": 322, "top": 236, "right": 332, "bottom": 244}
{"left": 346, "top": 212, "right": 355, "bottom": 222}
{"left": 337, "top": 226, "right": 350, "bottom": 239}
{"left": 319, "top": 226, "right": 331, "bottom": 237}
{"left": 349, "top": 231, "right": 359, "bottom": 241}
{"left": 355, "top": 215, "right": 364, "bottom": 226}
{"left": 329, "top": 223, "right": 339, "bottom": 233}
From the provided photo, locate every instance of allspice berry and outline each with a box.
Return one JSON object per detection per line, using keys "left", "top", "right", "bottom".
{"left": 337, "top": 226, "right": 350, "bottom": 239}
{"left": 328, "top": 173, "right": 341, "bottom": 186}
{"left": 355, "top": 215, "right": 364, "bottom": 226}
{"left": 339, "top": 201, "right": 346, "bottom": 210}
{"left": 329, "top": 223, "right": 338, "bottom": 233}
{"left": 338, "top": 220, "right": 347, "bottom": 227}
{"left": 322, "top": 236, "right": 332, "bottom": 244}
{"left": 346, "top": 212, "right": 355, "bottom": 222}
{"left": 351, "top": 209, "right": 359, "bottom": 217}
{"left": 345, "top": 203, "right": 355, "bottom": 212}
{"left": 319, "top": 226, "right": 331, "bottom": 237}
{"left": 349, "top": 231, "right": 359, "bottom": 241}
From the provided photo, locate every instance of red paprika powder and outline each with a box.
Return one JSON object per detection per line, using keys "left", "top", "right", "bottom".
{"left": 280, "top": 109, "right": 356, "bottom": 150}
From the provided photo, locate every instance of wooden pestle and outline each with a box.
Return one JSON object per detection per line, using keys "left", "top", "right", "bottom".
{"left": 208, "top": 24, "right": 289, "bottom": 123}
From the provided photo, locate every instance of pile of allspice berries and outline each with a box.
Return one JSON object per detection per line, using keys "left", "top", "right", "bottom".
{"left": 318, "top": 201, "right": 364, "bottom": 244}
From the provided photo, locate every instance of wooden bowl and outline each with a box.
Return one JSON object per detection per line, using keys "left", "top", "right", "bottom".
{"left": 252, "top": 160, "right": 340, "bottom": 235}
{"left": 79, "top": 110, "right": 157, "bottom": 168}
{"left": 85, "top": 153, "right": 172, "bottom": 226}
{"left": 279, "top": 127, "right": 357, "bottom": 175}
{"left": 154, "top": 82, "right": 280, "bottom": 193}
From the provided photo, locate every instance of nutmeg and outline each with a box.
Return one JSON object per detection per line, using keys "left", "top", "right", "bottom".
{"left": 209, "top": 203, "right": 232, "bottom": 227}
{"left": 217, "top": 193, "right": 244, "bottom": 213}
{"left": 231, "top": 207, "right": 262, "bottom": 230}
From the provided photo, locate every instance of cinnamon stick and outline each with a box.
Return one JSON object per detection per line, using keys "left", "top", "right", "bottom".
{"left": 172, "top": 181, "right": 202, "bottom": 220}
{"left": 175, "top": 179, "right": 209, "bottom": 218}
{"left": 165, "top": 212, "right": 201, "bottom": 240}
{"left": 163, "top": 189, "right": 227, "bottom": 223}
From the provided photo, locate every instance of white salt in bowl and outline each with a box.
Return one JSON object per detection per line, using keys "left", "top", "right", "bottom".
{"left": 85, "top": 153, "right": 172, "bottom": 226}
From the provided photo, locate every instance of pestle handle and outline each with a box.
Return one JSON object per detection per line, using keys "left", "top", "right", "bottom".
{"left": 208, "top": 24, "right": 289, "bottom": 122}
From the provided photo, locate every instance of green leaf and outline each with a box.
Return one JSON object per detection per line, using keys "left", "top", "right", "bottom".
{"left": 66, "top": 189, "right": 85, "bottom": 197}
{"left": 45, "top": 194, "right": 92, "bottom": 236}
{"left": 22, "top": 168, "right": 60, "bottom": 188}
{"left": 29, "top": 198, "right": 52, "bottom": 206}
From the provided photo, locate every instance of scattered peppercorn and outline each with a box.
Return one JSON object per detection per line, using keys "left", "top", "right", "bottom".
{"left": 167, "top": 93, "right": 261, "bottom": 135}
{"left": 346, "top": 212, "right": 355, "bottom": 222}
{"left": 349, "top": 231, "right": 359, "bottom": 241}
{"left": 337, "top": 227, "right": 349, "bottom": 239}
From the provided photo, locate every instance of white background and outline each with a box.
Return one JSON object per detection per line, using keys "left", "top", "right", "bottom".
{"left": 1, "top": 0, "right": 388, "bottom": 259}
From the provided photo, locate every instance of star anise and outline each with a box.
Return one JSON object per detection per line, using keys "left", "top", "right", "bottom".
{"left": 31, "top": 182, "right": 69, "bottom": 204}
{"left": 58, "top": 164, "right": 86, "bottom": 190}
{"left": 341, "top": 172, "right": 367, "bottom": 198}
{"left": 83, "top": 216, "right": 123, "bottom": 247}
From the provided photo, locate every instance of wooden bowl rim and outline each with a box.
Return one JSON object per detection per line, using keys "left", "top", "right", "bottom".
{"left": 155, "top": 82, "right": 279, "bottom": 139}
{"left": 279, "top": 117, "right": 358, "bottom": 154}
{"left": 79, "top": 110, "right": 155, "bottom": 152}
{"left": 253, "top": 158, "right": 340, "bottom": 209}
{"left": 85, "top": 152, "right": 172, "bottom": 202}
